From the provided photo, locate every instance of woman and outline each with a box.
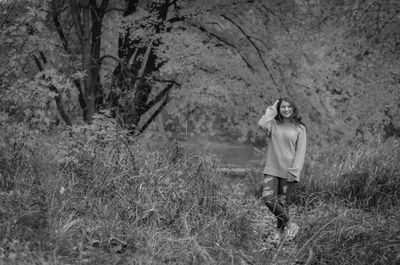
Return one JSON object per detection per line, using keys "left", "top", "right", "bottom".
{"left": 257, "top": 97, "right": 307, "bottom": 241}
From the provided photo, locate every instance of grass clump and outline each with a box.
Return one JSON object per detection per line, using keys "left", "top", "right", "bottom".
{"left": 0, "top": 117, "right": 265, "bottom": 264}
{"left": 293, "top": 135, "right": 400, "bottom": 265}
{"left": 303, "top": 136, "right": 400, "bottom": 210}
{"left": 295, "top": 203, "right": 400, "bottom": 265}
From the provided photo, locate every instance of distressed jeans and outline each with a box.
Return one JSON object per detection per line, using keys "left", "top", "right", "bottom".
{"left": 261, "top": 174, "right": 294, "bottom": 231}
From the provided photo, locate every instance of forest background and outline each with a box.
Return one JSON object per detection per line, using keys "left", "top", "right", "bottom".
{"left": 1, "top": 0, "right": 400, "bottom": 264}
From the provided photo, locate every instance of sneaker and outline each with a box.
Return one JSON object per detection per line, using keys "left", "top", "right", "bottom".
{"left": 270, "top": 228, "right": 283, "bottom": 246}
{"left": 284, "top": 221, "right": 299, "bottom": 240}
{"left": 272, "top": 229, "right": 282, "bottom": 241}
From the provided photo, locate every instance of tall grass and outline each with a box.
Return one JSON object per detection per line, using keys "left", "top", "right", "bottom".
{"left": 295, "top": 203, "right": 400, "bottom": 265}
{"left": 0, "top": 122, "right": 264, "bottom": 264}
{"left": 2, "top": 119, "right": 399, "bottom": 265}
{"left": 302, "top": 135, "right": 400, "bottom": 210}
{"left": 293, "top": 135, "right": 400, "bottom": 265}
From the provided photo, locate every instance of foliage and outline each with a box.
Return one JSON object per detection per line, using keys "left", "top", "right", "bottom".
{"left": 0, "top": 0, "right": 81, "bottom": 127}
{"left": 153, "top": 0, "right": 400, "bottom": 150}
{"left": 157, "top": 28, "right": 266, "bottom": 141}
{"left": 2, "top": 0, "right": 400, "bottom": 150}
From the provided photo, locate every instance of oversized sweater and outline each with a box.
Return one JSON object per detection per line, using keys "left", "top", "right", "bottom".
{"left": 257, "top": 105, "right": 307, "bottom": 181}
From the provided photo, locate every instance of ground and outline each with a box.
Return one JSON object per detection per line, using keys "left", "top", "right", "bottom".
{"left": 228, "top": 173, "right": 301, "bottom": 265}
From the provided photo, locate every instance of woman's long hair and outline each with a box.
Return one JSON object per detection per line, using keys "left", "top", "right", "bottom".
{"left": 275, "top": 97, "right": 305, "bottom": 127}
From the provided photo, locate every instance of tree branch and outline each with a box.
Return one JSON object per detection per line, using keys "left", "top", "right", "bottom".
{"left": 32, "top": 54, "right": 72, "bottom": 126}
{"left": 88, "top": 0, "right": 108, "bottom": 21}
{"left": 51, "top": 3, "right": 86, "bottom": 111}
{"left": 375, "top": 2, "right": 382, "bottom": 33}
{"left": 259, "top": 3, "right": 290, "bottom": 34}
{"left": 248, "top": 35, "right": 271, "bottom": 51}
{"left": 32, "top": 54, "right": 44, "bottom": 71}
{"left": 132, "top": 39, "right": 154, "bottom": 92}
{"left": 190, "top": 22, "right": 236, "bottom": 48}
{"left": 378, "top": 10, "right": 400, "bottom": 33}
{"left": 105, "top": 7, "right": 125, "bottom": 13}
{"left": 73, "top": 79, "right": 86, "bottom": 111}
{"left": 99, "top": 54, "right": 121, "bottom": 64}
{"left": 168, "top": 16, "right": 185, "bottom": 23}
{"left": 69, "top": 0, "right": 83, "bottom": 43}
{"left": 150, "top": 0, "right": 175, "bottom": 12}
{"left": 100, "top": 0, "right": 109, "bottom": 11}
{"left": 0, "top": 0, "right": 17, "bottom": 29}
{"left": 143, "top": 83, "right": 174, "bottom": 113}
{"left": 128, "top": 47, "right": 139, "bottom": 68}
{"left": 189, "top": 21, "right": 255, "bottom": 70}
{"left": 138, "top": 94, "right": 169, "bottom": 134}
{"left": 272, "top": 58, "right": 289, "bottom": 91}
{"left": 52, "top": 11, "right": 70, "bottom": 53}
{"left": 39, "top": 51, "right": 47, "bottom": 64}
{"left": 221, "top": 14, "right": 278, "bottom": 87}
{"left": 151, "top": 78, "right": 181, "bottom": 86}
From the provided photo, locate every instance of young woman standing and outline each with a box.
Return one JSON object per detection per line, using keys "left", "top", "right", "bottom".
{"left": 257, "top": 98, "right": 307, "bottom": 241}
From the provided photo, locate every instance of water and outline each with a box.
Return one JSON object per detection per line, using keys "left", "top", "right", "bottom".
{"left": 180, "top": 137, "right": 265, "bottom": 172}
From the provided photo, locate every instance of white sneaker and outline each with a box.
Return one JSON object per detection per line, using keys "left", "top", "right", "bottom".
{"left": 268, "top": 228, "right": 283, "bottom": 247}
{"left": 284, "top": 221, "right": 299, "bottom": 240}
{"left": 272, "top": 229, "right": 283, "bottom": 241}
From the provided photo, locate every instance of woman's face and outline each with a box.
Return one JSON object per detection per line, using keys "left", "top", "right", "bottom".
{"left": 279, "top": 100, "right": 293, "bottom": 118}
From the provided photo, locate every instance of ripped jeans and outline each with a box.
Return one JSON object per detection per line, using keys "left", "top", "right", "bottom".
{"left": 261, "top": 174, "right": 295, "bottom": 231}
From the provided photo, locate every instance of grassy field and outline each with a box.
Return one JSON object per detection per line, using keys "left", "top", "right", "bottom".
{"left": 0, "top": 124, "right": 399, "bottom": 264}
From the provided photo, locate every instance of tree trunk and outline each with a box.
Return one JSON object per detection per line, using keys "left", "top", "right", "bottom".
{"left": 111, "top": 0, "right": 172, "bottom": 134}
{"left": 81, "top": 1, "right": 94, "bottom": 121}
{"left": 69, "top": 0, "right": 108, "bottom": 122}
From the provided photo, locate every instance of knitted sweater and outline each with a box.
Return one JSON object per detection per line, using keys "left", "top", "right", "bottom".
{"left": 257, "top": 105, "right": 307, "bottom": 181}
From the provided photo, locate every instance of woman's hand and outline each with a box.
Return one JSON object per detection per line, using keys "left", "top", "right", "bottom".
{"left": 272, "top": 99, "right": 279, "bottom": 111}
{"left": 287, "top": 173, "right": 298, "bottom": 182}
{"left": 265, "top": 100, "right": 279, "bottom": 113}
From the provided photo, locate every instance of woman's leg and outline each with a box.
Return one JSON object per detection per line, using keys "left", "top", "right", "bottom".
{"left": 277, "top": 177, "right": 293, "bottom": 230}
{"left": 278, "top": 179, "right": 299, "bottom": 239}
{"left": 261, "top": 175, "right": 289, "bottom": 232}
